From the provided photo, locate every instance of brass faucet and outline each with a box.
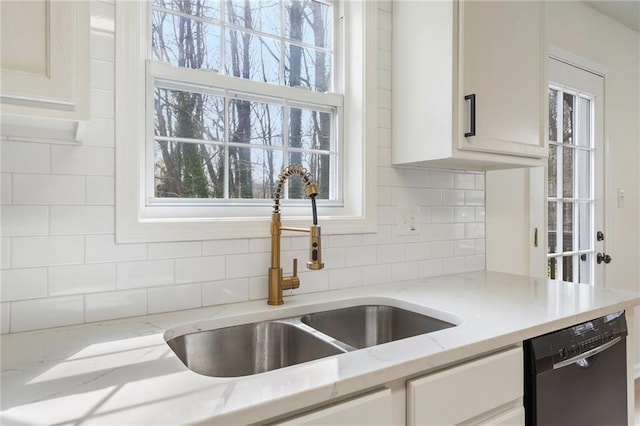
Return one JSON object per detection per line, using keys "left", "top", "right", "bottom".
{"left": 268, "top": 164, "right": 324, "bottom": 305}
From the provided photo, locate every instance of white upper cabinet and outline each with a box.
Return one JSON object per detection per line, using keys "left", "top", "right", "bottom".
{"left": 392, "top": 0, "right": 546, "bottom": 170}
{"left": 1, "top": 0, "right": 90, "bottom": 142}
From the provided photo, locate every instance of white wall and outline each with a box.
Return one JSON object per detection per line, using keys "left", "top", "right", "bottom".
{"left": 548, "top": 1, "right": 640, "bottom": 376}
{"left": 0, "top": 0, "right": 486, "bottom": 334}
{"left": 488, "top": 1, "right": 640, "bottom": 374}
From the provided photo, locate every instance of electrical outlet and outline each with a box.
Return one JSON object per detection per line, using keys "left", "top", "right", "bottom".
{"left": 618, "top": 188, "right": 625, "bottom": 208}
{"left": 397, "top": 205, "right": 420, "bottom": 235}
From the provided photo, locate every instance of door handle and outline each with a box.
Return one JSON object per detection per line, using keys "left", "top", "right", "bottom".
{"left": 464, "top": 94, "right": 476, "bottom": 137}
{"left": 596, "top": 253, "right": 612, "bottom": 264}
{"left": 553, "top": 336, "right": 622, "bottom": 370}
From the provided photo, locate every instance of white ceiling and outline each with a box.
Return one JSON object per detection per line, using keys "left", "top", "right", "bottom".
{"left": 583, "top": 1, "right": 640, "bottom": 32}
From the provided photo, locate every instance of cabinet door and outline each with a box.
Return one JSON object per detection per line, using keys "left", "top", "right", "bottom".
{"left": 0, "top": 0, "right": 89, "bottom": 121}
{"left": 273, "top": 388, "right": 392, "bottom": 426}
{"left": 407, "top": 347, "right": 523, "bottom": 425}
{"left": 458, "top": 1, "right": 545, "bottom": 159}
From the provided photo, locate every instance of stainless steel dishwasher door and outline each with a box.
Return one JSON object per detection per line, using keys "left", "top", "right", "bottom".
{"left": 525, "top": 312, "right": 628, "bottom": 426}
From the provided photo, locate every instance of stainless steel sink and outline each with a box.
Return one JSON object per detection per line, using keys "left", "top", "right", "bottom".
{"left": 166, "top": 304, "right": 457, "bottom": 377}
{"left": 301, "top": 305, "right": 455, "bottom": 349}
{"left": 166, "top": 320, "right": 344, "bottom": 377}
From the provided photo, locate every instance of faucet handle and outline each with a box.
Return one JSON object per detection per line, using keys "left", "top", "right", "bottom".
{"left": 292, "top": 258, "right": 298, "bottom": 277}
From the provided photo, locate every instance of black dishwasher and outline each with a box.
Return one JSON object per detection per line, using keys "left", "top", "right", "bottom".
{"left": 524, "top": 311, "right": 628, "bottom": 426}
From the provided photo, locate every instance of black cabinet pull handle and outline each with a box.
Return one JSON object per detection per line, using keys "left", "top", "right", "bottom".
{"left": 464, "top": 93, "right": 476, "bottom": 137}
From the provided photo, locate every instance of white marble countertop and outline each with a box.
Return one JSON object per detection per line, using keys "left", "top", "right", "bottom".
{"left": 2, "top": 271, "right": 639, "bottom": 425}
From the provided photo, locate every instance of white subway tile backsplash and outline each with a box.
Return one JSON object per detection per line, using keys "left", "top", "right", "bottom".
{"left": 249, "top": 276, "right": 268, "bottom": 300}
{"left": 443, "top": 257, "right": 466, "bottom": 274}
{"left": 443, "top": 223, "right": 464, "bottom": 240}
{"left": 90, "top": 31, "right": 114, "bottom": 62}
{"left": 117, "top": 260, "right": 174, "bottom": 289}
{"left": 430, "top": 207, "right": 453, "bottom": 223}
{"left": 405, "top": 169, "right": 429, "bottom": 188}
{"left": 175, "top": 256, "right": 225, "bottom": 284}
{"left": 49, "top": 263, "right": 116, "bottom": 296}
{"left": 202, "top": 279, "right": 249, "bottom": 306}
{"left": 419, "top": 188, "right": 442, "bottom": 205}
{"left": 85, "top": 235, "right": 147, "bottom": 263}
{"left": 295, "top": 269, "right": 329, "bottom": 294}
{"left": 405, "top": 242, "right": 430, "bottom": 261}
{"left": 420, "top": 259, "right": 444, "bottom": 278}
{"left": 83, "top": 118, "right": 115, "bottom": 148}
{"left": 442, "top": 189, "right": 465, "bottom": 206}
{"left": 430, "top": 171, "right": 454, "bottom": 189}
{"left": 1, "top": 141, "right": 50, "bottom": 174}
{"left": 362, "top": 225, "right": 392, "bottom": 246}
{"left": 418, "top": 224, "right": 443, "bottom": 242}
{"left": 86, "top": 176, "right": 114, "bottom": 205}
{"left": 329, "top": 267, "right": 362, "bottom": 290}
{"left": 320, "top": 247, "right": 345, "bottom": 269}
{"left": 465, "top": 190, "right": 484, "bottom": 206}
{"left": 377, "top": 146, "right": 392, "bottom": 167}
{"left": 377, "top": 28, "right": 392, "bottom": 52}
{"left": 202, "top": 239, "right": 248, "bottom": 256}
{"left": 12, "top": 236, "right": 84, "bottom": 268}
{"left": 1, "top": 238, "right": 10, "bottom": 269}
{"left": 362, "top": 264, "right": 392, "bottom": 286}
{"left": 377, "top": 127, "right": 391, "bottom": 148}
{"left": 1, "top": 268, "right": 47, "bottom": 301}
{"left": 1, "top": 173, "right": 11, "bottom": 205}
{"left": 1, "top": 302, "right": 9, "bottom": 333}
{"left": 90, "top": 59, "right": 114, "bottom": 90}
{"left": 328, "top": 234, "right": 362, "bottom": 248}
{"left": 377, "top": 206, "right": 396, "bottom": 225}
{"left": 149, "top": 241, "right": 201, "bottom": 260}
{"left": 51, "top": 145, "right": 114, "bottom": 176}
{"left": 13, "top": 174, "right": 85, "bottom": 205}
{"left": 226, "top": 253, "right": 269, "bottom": 279}
{"left": 392, "top": 261, "right": 419, "bottom": 281}
{"left": 1, "top": 206, "right": 49, "bottom": 237}
{"left": 430, "top": 241, "right": 454, "bottom": 259}
{"left": 465, "top": 223, "right": 485, "bottom": 239}
{"left": 0, "top": 5, "right": 487, "bottom": 333}
{"left": 345, "top": 245, "right": 378, "bottom": 267}
{"left": 454, "top": 207, "right": 475, "bottom": 223}
{"left": 379, "top": 68, "right": 391, "bottom": 91}
{"left": 148, "top": 283, "right": 202, "bottom": 314}
{"left": 391, "top": 188, "right": 420, "bottom": 206}
{"left": 91, "top": 0, "right": 115, "bottom": 31}
{"left": 378, "top": 9, "right": 392, "bottom": 32}
{"left": 50, "top": 206, "right": 114, "bottom": 235}
{"left": 454, "top": 173, "right": 476, "bottom": 190}
{"left": 377, "top": 244, "right": 405, "bottom": 264}
{"left": 454, "top": 240, "right": 477, "bottom": 257}
{"left": 91, "top": 88, "right": 115, "bottom": 120}
{"left": 11, "top": 296, "right": 84, "bottom": 332}
{"left": 85, "top": 289, "right": 146, "bottom": 322}
{"left": 377, "top": 187, "right": 393, "bottom": 206}
{"left": 465, "top": 255, "right": 486, "bottom": 272}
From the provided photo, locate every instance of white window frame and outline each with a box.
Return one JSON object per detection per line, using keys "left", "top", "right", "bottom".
{"left": 115, "top": 0, "right": 377, "bottom": 243}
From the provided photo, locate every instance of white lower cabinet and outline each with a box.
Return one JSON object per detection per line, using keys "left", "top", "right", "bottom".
{"left": 407, "top": 346, "right": 524, "bottom": 425}
{"left": 273, "top": 388, "right": 392, "bottom": 426}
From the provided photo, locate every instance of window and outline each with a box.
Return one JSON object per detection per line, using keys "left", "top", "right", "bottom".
{"left": 150, "top": 0, "right": 338, "bottom": 202}
{"left": 115, "top": 0, "right": 377, "bottom": 242}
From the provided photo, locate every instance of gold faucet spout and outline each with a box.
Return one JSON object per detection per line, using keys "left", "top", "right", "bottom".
{"left": 267, "top": 165, "right": 324, "bottom": 306}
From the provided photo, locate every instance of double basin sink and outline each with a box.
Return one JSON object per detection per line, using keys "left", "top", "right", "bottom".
{"left": 166, "top": 303, "right": 458, "bottom": 378}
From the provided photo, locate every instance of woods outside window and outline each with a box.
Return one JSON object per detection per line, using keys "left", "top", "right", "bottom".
{"left": 150, "top": 0, "right": 339, "bottom": 204}
{"left": 115, "top": 0, "right": 377, "bottom": 242}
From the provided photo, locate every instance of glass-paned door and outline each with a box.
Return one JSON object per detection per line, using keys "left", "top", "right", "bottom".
{"left": 547, "top": 58, "right": 604, "bottom": 285}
